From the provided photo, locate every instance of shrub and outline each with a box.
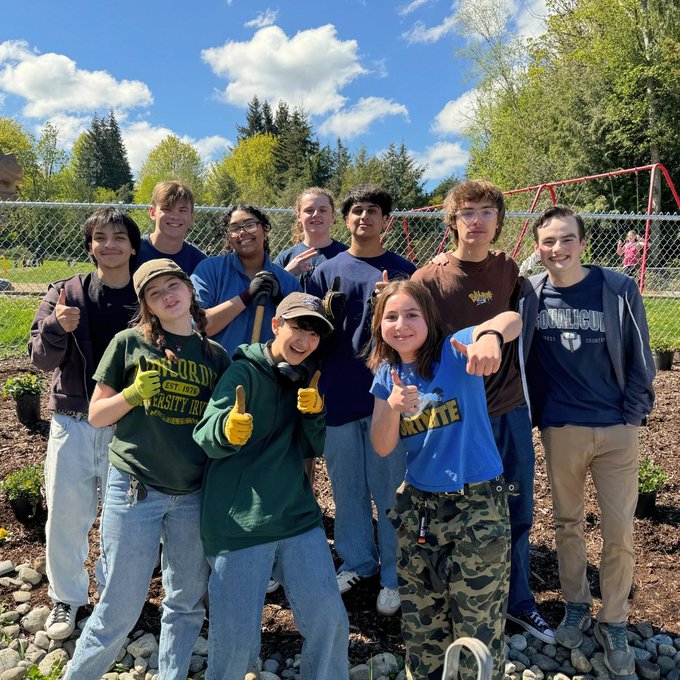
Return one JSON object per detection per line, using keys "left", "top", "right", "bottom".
{"left": 1, "top": 373, "right": 44, "bottom": 399}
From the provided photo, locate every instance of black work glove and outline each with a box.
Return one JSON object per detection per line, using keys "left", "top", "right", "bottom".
{"left": 322, "top": 276, "right": 346, "bottom": 322}
{"left": 240, "top": 271, "right": 280, "bottom": 306}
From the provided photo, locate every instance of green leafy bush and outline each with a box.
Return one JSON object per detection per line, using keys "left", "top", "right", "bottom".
{"left": 0, "top": 464, "right": 44, "bottom": 511}
{"left": 638, "top": 458, "right": 668, "bottom": 494}
{"left": 1, "top": 373, "right": 44, "bottom": 399}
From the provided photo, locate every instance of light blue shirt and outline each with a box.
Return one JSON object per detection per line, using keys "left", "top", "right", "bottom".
{"left": 371, "top": 327, "right": 502, "bottom": 492}
{"left": 191, "top": 253, "right": 301, "bottom": 355}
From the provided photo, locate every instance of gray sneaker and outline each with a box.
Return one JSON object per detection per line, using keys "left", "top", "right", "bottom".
{"left": 594, "top": 622, "right": 635, "bottom": 676}
{"left": 555, "top": 602, "right": 592, "bottom": 649}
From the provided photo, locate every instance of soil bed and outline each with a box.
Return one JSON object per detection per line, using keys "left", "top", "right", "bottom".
{"left": 1, "top": 354, "right": 679, "bottom": 664}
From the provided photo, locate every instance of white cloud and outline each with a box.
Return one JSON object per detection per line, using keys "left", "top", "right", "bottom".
{"left": 398, "top": 0, "right": 432, "bottom": 16}
{"left": 37, "top": 114, "right": 90, "bottom": 148}
{"left": 0, "top": 40, "right": 152, "bottom": 119}
{"left": 413, "top": 141, "right": 468, "bottom": 181}
{"left": 121, "top": 122, "right": 232, "bottom": 175}
{"left": 201, "top": 25, "right": 367, "bottom": 116}
{"left": 432, "top": 90, "right": 477, "bottom": 135}
{"left": 244, "top": 9, "right": 278, "bottom": 28}
{"left": 402, "top": 14, "right": 457, "bottom": 43}
{"left": 318, "top": 97, "right": 409, "bottom": 138}
{"left": 511, "top": 0, "right": 547, "bottom": 38}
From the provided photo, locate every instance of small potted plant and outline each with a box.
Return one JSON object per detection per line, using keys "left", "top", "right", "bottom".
{"left": 1, "top": 464, "right": 45, "bottom": 523}
{"left": 1, "top": 373, "right": 44, "bottom": 426}
{"left": 649, "top": 336, "right": 676, "bottom": 371}
{"left": 636, "top": 457, "right": 668, "bottom": 519}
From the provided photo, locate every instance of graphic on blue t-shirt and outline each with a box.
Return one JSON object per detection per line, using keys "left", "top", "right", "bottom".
{"left": 399, "top": 387, "right": 462, "bottom": 438}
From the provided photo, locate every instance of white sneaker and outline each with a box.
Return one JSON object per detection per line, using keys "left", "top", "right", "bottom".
{"left": 337, "top": 570, "right": 362, "bottom": 594}
{"left": 266, "top": 578, "right": 281, "bottom": 594}
{"left": 45, "top": 602, "right": 76, "bottom": 640}
{"left": 376, "top": 587, "right": 401, "bottom": 616}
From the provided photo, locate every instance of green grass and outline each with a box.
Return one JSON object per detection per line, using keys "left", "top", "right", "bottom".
{"left": 643, "top": 296, "right": 680, "bottom": 351}
{"left": 0, "top": 295, "right": 41, "bottom": 358}
{"left": 3, "top": 260, "right": 93, "bottom": 285}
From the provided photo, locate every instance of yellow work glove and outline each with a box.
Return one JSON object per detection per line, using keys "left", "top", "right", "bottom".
{"left": 122, "top": 356, "right": 161, "bottom": 407}
{"left": 224, "top": 385, "right": 253, "bottom": 446}
{"left": 297, "top": 370, "right": 324, "bottom": 414}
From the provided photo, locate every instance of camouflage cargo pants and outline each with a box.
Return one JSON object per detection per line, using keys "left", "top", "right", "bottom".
{"left": 389, "top": 480, "right": 511, "bottom": 680}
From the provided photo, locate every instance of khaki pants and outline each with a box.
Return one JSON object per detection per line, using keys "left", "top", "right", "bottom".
{"left": 541, "top": 424, "right": 638, "bottom": 623}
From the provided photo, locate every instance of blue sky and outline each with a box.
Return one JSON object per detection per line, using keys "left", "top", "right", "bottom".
{"left": 1, "top": 0, "right": 547, "bottom": 186}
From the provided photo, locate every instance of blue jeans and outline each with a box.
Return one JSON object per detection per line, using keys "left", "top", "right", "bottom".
{"left": 490, "top": 404, "right": 536, "bottom": 615}
{"left": 206, "top": 527, "right": 349, "bottom": 680}
{"left": 325, "top": 416, "right": 406, "bottom": 589}
{"left": 66, "top": 466, "right": 208, "bottom": 680}
{"left": 44, "top": 413, "right": 112, "bottom": 606}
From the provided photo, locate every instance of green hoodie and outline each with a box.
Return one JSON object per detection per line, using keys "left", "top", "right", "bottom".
{"left": 193, "top": 342, "right": 325, "bottom": 555}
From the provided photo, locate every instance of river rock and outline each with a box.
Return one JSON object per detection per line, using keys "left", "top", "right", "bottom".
{"left": 17, "top": 567, "right": 41, "bottom": 586}
{"left": 20, "top": 606, "right": 49, "bottom": 634}
{"left": 127, "top": 633, "right": 158, "bottom": 658}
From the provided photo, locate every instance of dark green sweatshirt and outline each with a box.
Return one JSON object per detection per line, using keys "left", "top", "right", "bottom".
{"left": 193, "top": 342, "right": 325, "bottom": 555}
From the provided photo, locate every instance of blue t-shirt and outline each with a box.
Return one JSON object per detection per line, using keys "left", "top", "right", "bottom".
{"left": 136, "top": 235, "right": 206, "bottom": 276}
{"left": 527, "top": 268, "right": 624, "bottom": 428}
{"left": 191, "top": 253, "right": 301, "bottom": 355}
{"left": 307, "top": 250, "right": 416, "bottom": 426}
{"left": 371, "top": 327, "right": 502, "bottom": 492}
{"left": 274, "top": 240, "right": 348, "bottom": 291}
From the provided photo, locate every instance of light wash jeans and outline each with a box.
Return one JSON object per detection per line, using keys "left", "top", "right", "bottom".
{"left": 206, "top": 526, "right": 349, "bottom": 680}
{"left": 489, "top": 404, "right": 537, "bottom": 616}
{"left": 66, "top": 466, "right": 208, "bottom": 680}
{"left": 325, "top": 416, "right": 406, "bottom": 589}
{"left": 44, "top": 412, "right": 111, "bottom": 607}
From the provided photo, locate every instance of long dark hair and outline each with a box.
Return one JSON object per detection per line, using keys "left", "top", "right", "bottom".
{"left": 367, "top": 280, "right": 446, "bottom": 380}
{"left": 135, "top": 275, "right": 217, "bottom": 360}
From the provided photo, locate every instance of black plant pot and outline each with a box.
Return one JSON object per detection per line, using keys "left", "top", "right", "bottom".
{"left": 14, "top": 392, "right": 40, "bottom": 426}
{"left": 653, "top": 350, "right": 674, "bottom": 371}
{"left": 8, "top": 496, "right": 43, "bottom": 523}
{"left": 635, "top": 490, "right": 657, "bottom": 519}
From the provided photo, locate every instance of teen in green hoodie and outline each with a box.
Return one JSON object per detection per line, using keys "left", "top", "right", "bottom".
{"left": 193, "top": 292, "right": 350, "bottom": 680}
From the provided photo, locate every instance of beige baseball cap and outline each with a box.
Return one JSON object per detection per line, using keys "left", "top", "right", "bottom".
{"left": 133, "top": 258, "right": 191, "bottom": 299}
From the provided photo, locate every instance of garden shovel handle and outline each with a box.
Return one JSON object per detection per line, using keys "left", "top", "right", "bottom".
{"left": 251, "top": 302, "right": 265, "bottom": 343}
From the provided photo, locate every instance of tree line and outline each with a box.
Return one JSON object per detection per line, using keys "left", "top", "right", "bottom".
{"left": 0, "top": 100, "right": 450, "bottom": 210}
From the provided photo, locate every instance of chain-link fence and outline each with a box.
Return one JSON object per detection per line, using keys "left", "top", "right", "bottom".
{"left": 1, "top": 201, "right": 678, "bottom": 356}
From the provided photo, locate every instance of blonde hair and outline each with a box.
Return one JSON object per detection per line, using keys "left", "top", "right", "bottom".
{"left": 291, "top": 187, "right": 336, "bottom": 244}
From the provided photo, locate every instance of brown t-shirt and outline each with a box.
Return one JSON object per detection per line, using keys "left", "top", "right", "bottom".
{"left": 412, "top": 250, "right": 525, "bottom": 417}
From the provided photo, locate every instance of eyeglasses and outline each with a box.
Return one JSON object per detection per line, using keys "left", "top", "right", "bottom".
{"left": 227, "top": 219, "right": 261, "bottom": 235}
{"left": 455, "top": 207, "right": 499, "bottom": 223}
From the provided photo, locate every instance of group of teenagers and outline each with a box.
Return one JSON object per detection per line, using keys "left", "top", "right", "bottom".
{"left": 28, "top": 178, "right": 655, "bottom": 680}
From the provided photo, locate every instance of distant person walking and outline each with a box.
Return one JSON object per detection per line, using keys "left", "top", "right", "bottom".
{"left": 616, "top": 231, "right": 643, "bottom": 278}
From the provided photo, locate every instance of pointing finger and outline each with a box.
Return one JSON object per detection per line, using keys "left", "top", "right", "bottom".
{"left": 235, "top": 385, "right": 246, "bottom": 414}
{"left": 309, "top": 370, "right": 321, "bottom": 390}
{"left": 298, "top": 248, "right": 318, "bottom": 261}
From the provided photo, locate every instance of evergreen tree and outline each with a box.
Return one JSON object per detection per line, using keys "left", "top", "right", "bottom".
{"left": 237, "top": 96, "right": 264, "bottom": 140}
{"left": 379, "top": 143, "right": 427, "bottom": 209}
{"left": 261, "top": 101, "right": 277, "bottom": 136}
{"left": 274, "top": 107, "right": 319, "bottom": 190}
{"left": 328, "top": 138, "right": 351, "bottom": 198}
{"left": 103, "top": 110, "right": 133, "bottom": 196}
{"left": 274, "top": 101, "right": 290, "bottom": 137}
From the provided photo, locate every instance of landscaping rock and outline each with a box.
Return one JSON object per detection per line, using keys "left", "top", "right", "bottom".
{"left": 20, "top": 606, "right": 49, "bottom": 634}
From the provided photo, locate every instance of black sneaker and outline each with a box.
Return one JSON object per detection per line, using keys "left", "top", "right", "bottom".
{"left": 45, "top": 602, "right": 76, "bottom": 640}
{"left": 507, "top": 609, "right": 556, "bottom": 644}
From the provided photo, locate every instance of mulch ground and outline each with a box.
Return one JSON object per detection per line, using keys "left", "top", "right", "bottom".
{"left": 1, "top": 354, "right": 678, "bottom": 665}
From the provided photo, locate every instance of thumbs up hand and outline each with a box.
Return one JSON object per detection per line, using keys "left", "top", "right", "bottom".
{"left": 373, "top": 269, "right": 390, "bottom": 297}
{"left": 122, "top": 355, "right": 161, "bottom": 408}
{"left": 387, "top": 369, "right": 420, "bottom": 415}
{"left": 224, "top": 384, "right": 253, "bottom": 445}
{"left": 54, "top": 287, "right": 80, "bottom": 332}
{"left": 297, "top": 370, "right": 324, "bottom": 414}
